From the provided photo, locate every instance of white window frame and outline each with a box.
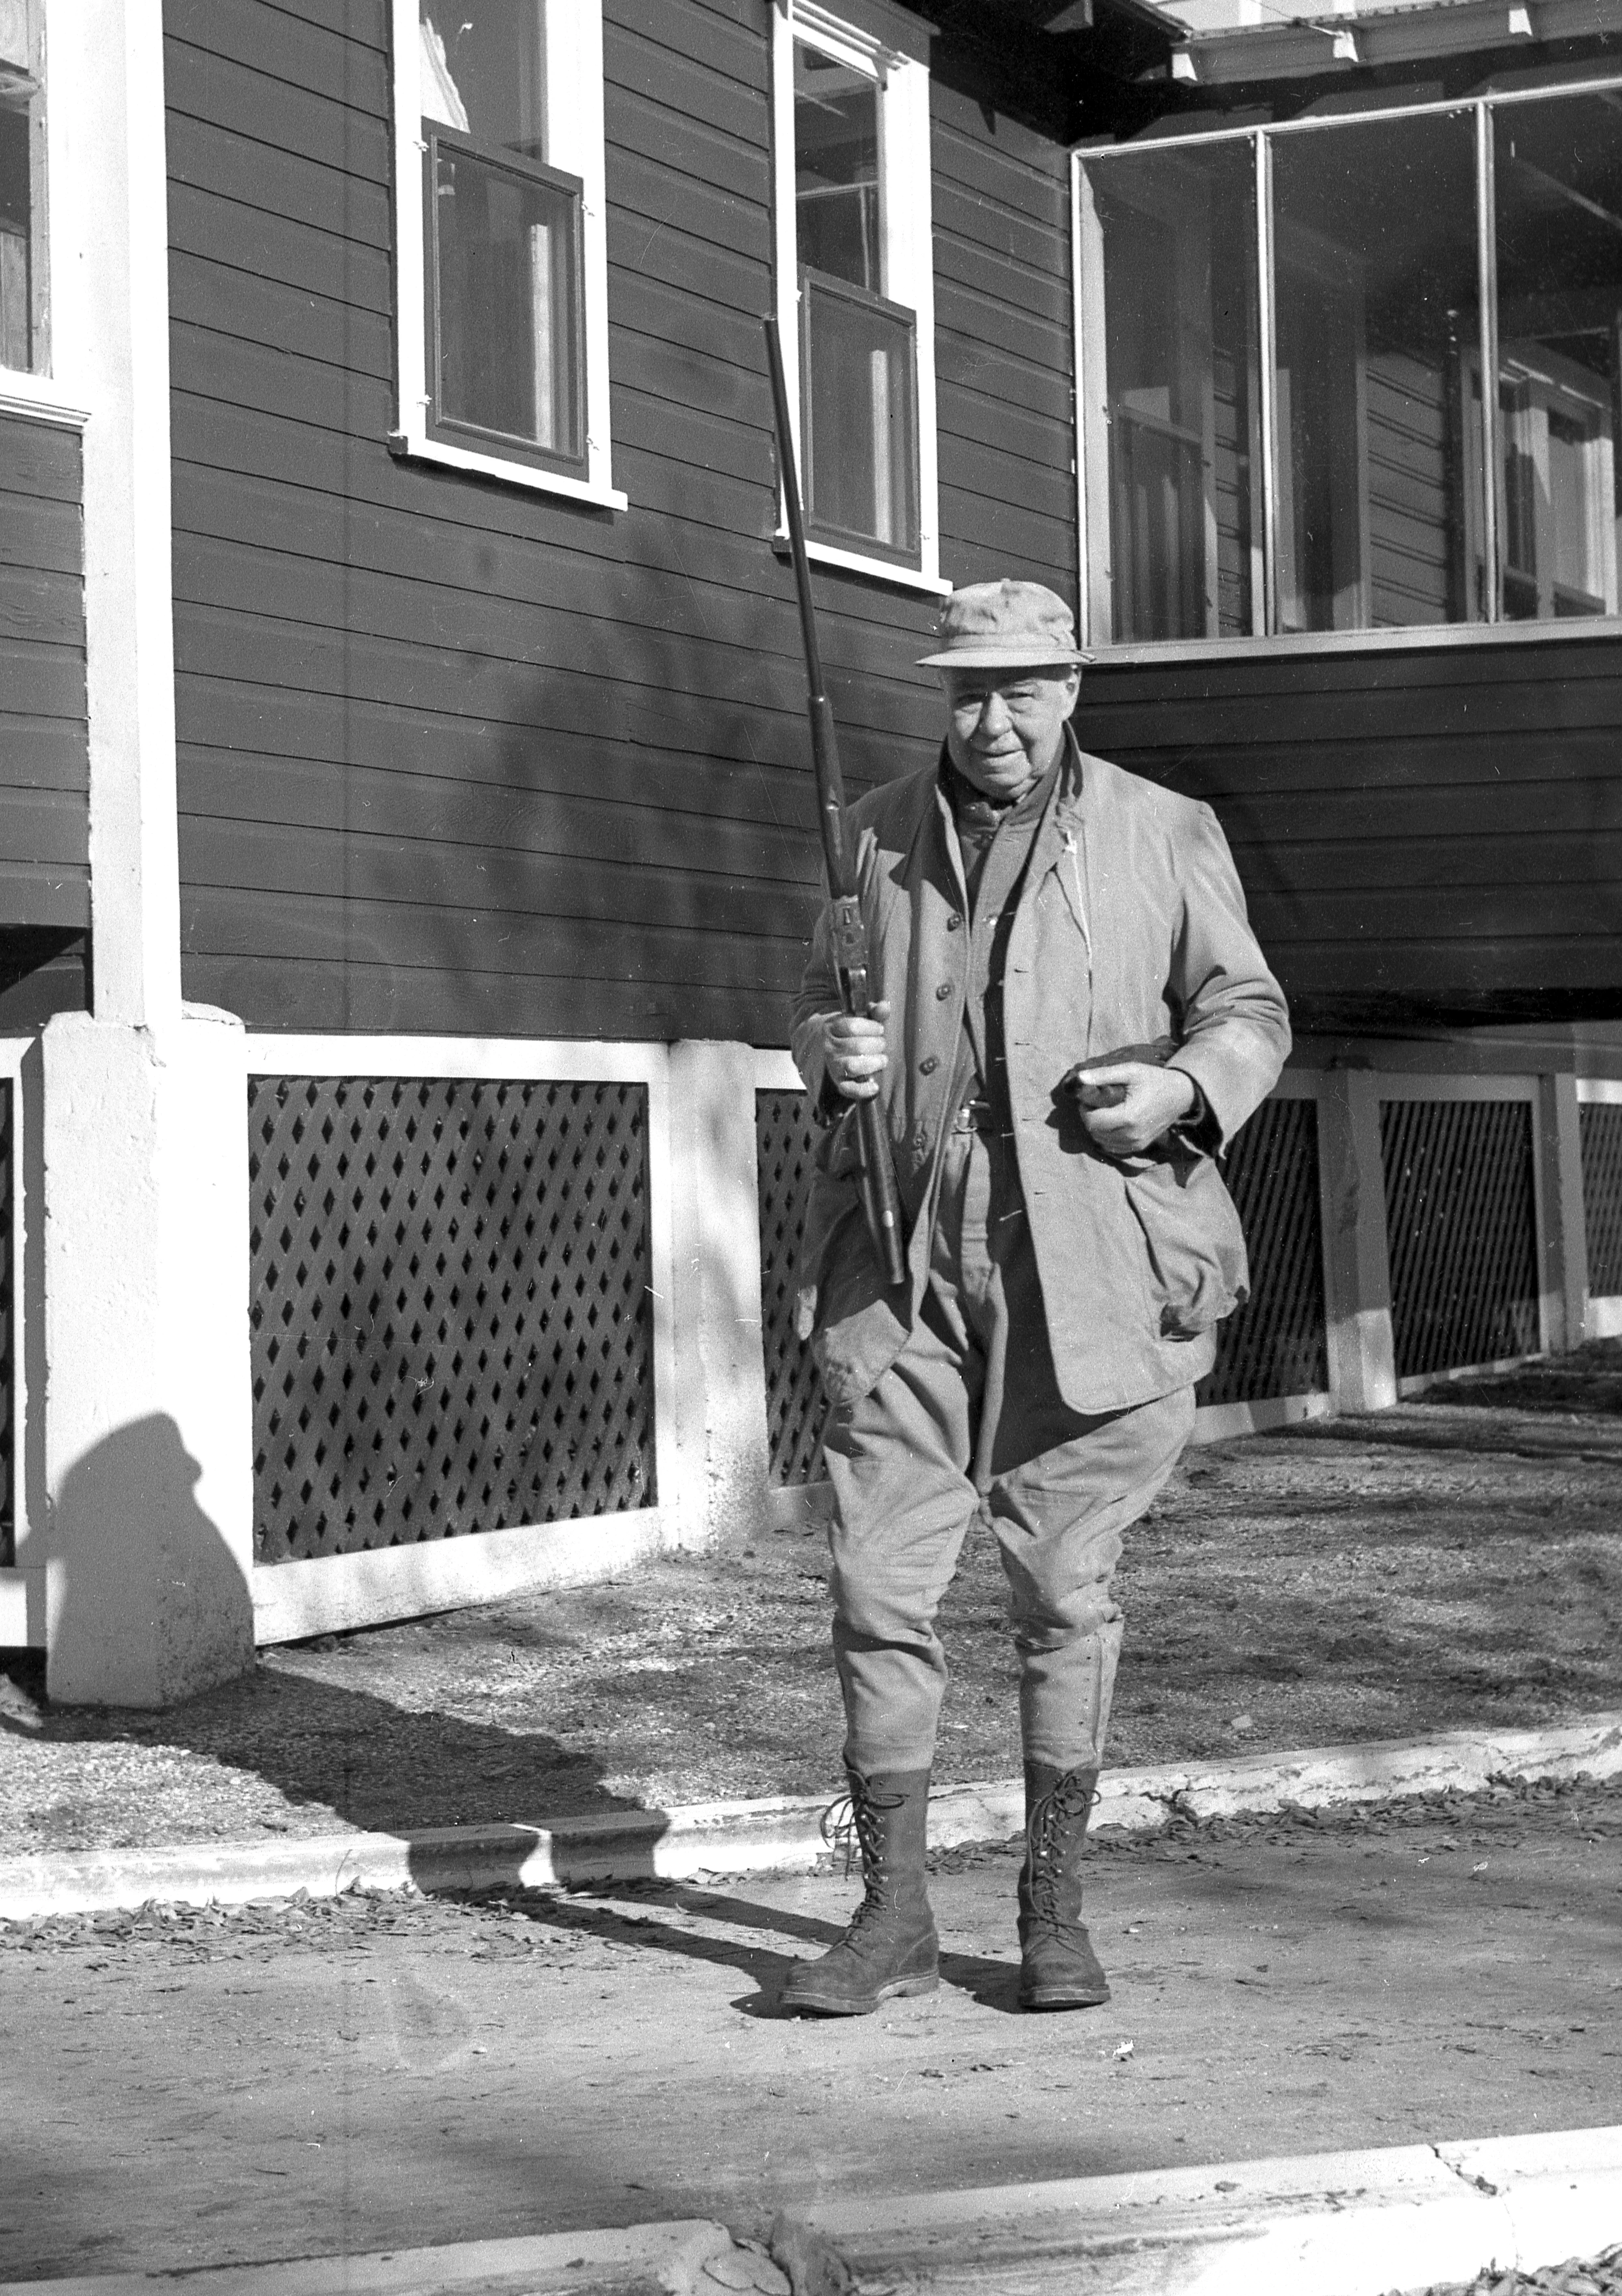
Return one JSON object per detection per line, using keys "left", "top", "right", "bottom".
{"left": 771, "top": 0, "right": 948, "bottom": 597}
{"left": 0, "top": 0, "right": 88, "bottom": 431}
{"left": 388, "top": 0, "right": 625, "bottom": 510}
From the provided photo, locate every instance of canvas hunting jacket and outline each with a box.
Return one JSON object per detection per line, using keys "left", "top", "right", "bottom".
{"left": 790, "top": 735, "right": 1292, "bottom": 1415}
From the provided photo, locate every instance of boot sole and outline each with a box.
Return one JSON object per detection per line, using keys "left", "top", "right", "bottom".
{"left": 780, "top": 1971, "right": 940, "bottom": 2017}
{"left": 1019, "top": 1982, "right": 1110, "bottom": 2012}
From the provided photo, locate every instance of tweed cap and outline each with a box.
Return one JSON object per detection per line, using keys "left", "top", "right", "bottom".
{"left": 918, "top": 579, "right": 1088, "bottom": 669}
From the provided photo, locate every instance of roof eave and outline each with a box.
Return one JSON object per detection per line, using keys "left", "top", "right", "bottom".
{"left": 1170, "top": 0, "right": 1622, "bottom": 84}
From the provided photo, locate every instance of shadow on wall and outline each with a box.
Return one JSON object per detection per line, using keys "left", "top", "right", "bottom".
{"left": 43, "top": 1413, "right": 253, "bottom": 1710}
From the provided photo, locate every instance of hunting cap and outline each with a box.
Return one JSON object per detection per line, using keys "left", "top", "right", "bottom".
{"left": 918, "top": 579, "right": 1089, "bottom": 670}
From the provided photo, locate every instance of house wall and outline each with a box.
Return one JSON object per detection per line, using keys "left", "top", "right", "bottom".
{"left": 1072, "top": 631, "right": 1622, "bottom": 1033}
{"left": 163, "top": 0, "right": 1076, "bottom": 1045}
{"left": 0, "top": 411, "right": 90, "bottom": 1009}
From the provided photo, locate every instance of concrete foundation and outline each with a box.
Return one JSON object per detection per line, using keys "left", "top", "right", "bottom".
{"left": 40, "top": 1007, "right": 253, "bottom": 1706}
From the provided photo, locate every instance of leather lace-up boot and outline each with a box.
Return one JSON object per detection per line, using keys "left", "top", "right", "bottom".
{"left": 1017, "top": 1761, "right": 1109, "bottom": 2010}
{"left": 779, "top": 1767, "right": 939, "bottom": 2016}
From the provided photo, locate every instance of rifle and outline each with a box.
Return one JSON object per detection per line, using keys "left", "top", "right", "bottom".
{"left": 763, "top": 315, "right": 907, "bottom": 1290}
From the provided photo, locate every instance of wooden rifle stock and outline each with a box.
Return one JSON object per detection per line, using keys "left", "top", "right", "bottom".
{"left": 763, "top": 315, "right": 907, "bottom": 1290}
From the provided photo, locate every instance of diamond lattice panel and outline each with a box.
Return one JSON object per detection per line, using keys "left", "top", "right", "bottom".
{"left": 1197, "top": 1097, "right": 1328, "bottom": 1407}
{"left": 1381, "top": 1098, "right": 1539, "bottom": 1382}
{"left": 756, "top": 1089, "right": 826, "bottom": 1489}
{"left": 249, "top": 1077, "right": 657, "bottom": 1564}
{"left": 1580, "top": 1104, "right": 1622, "bottom": 1296}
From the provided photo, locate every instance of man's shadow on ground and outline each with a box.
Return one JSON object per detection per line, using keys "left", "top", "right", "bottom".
{"left": 429, "top": 1874, "right": 1017, "bottom": 2017}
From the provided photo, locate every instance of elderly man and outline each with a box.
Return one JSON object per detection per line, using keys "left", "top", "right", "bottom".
{"left": 781, "top": 580, "right": 1289, "bottom": 2019}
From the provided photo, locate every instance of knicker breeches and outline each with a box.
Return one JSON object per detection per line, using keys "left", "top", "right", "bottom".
{"left": 821, "top": 1123, "right": 1196, "bottom": 1776}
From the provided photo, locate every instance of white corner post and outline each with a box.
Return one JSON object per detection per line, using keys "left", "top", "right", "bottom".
{"left": 1536, "top": 1070, "right": 1588, "bottom": 1355}
{"left": 667, "top": 1042, "right": 773, "bottom": 1546}
{"left": 39, "top": 0, "right": 253, "bottom": 1704}
{"left": 1317, "top": 1068, "right": 1399, "bottom": 1414}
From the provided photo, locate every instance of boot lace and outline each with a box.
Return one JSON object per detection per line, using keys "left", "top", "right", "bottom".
{"left": 821, "top": 1780, "right": 906, "bottom": 1939}
{"left": 1024, "top": 1770, "right": 1099, "bottom": 1932}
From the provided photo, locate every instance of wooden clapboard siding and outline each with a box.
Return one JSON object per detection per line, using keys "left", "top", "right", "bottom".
{"left": 0, "top": 412, "right": 89, "bottom": 935}
{"left": 166, "top": 0, "right": 1079, "bottom": 1039}
{"left": 933, "top": 97, "right": 1075, "bottom": 591}
{"left": 1367, "top": 351, "right": 1453, "bottom": 628}
{"left": 1073, "top": 632, "right": 1622, "bottom": 1027}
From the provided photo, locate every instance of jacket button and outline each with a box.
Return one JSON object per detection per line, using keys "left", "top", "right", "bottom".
{"left": 946, "top": 913, "right": 963, "bottom": 931}
{"left": 919, "top": 1055, "right": 939, "bottom": 1074}
{"left": 935, "top": 982, "right": 952, "bottom": 1000}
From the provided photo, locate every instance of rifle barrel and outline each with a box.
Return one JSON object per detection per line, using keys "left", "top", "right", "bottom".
{"left": 764, "top": 316, "right": 851, "bottom": 899}
{"left": 763, "top": 311, "right": 907, "bottom": 1291}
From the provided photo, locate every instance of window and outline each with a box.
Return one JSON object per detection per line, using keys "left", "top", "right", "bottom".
{"left": 1271, "top": 112, "right": 1477, "bottom": 636}
{"left": 0, "top": 0, "right": 46, "bottom": 376}
{"left": 1075, "top": 83, "right": 1622, "bottom": 649}
{"left": 1490, "top": 92, "right": 1622, "bottom": 621}
{"left": 390, "top": 0, "right": 622, "bottom": 507}
{"left": 772, "top": 0, "right": 945, "bottom": 593}
{"left": 1079, "top": 143, "right": 1259, "bottom": 641}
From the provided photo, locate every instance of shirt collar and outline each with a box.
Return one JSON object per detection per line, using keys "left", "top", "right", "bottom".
{"left": 938, "top": 741, "right": 1065, "bottom": 827}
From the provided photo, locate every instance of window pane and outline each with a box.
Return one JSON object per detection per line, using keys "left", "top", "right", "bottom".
{"left": 801, "top": 271, "right": 919, "bottom": 559}
{"left": 1494, "top": 93, "right": 1622, "bottom": 621}
{"left": 795, "top": 43, "right": 881, "bottom": 294}
{"left": 1086, "top": 145, "right": 1259, "bottom": 642}
{"left": 433, "top": 142, "right": 581, "bottom": 462}
{"left": 420, "top": 1, "right": 546, "bottom": 160}
{"left": 1272, "top": 113, "right": 1478, "bottom": 633}
{"left": 0, "top": 0, "right": 43, "bottom": 375}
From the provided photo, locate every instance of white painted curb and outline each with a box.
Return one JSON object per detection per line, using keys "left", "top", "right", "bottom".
{"left": 1, "top": 2128, "right": 1615, "bottom": 2295}
{"left": 0, "top": 1712, "right": 1616, "bottom": 1921}
{"left": 805, "top": 2123, "right": 1622, "bottom": 2293}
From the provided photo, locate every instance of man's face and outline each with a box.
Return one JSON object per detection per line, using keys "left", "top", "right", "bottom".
{"left": 942, "top": 664, "right": 1081, "bottom": 800}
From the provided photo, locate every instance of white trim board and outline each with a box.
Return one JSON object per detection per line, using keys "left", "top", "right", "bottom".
{"left": 753, "top": 1048, "right": 804, "bottom": 1092}
{"left": 0, "top": 1036, "right": 33, "bottom": 1587}
{"left": 252, "top": 1507, "right": 672, "bottom": 1644}
{"left": 1191, "top": 1391, "right": 1332, "bottom": 1442}
{"left": 1396, "top": 1352, "right": 1547, "bottom": 1399}
{"left": 0, "top": 1566, "right": 44, "bottom": 1649}
{"left": 244, "top": 1036, "right": 667, "bottom": 1080}
{"left": 243, "top": 1037, "right": 687, "bottom": 1625}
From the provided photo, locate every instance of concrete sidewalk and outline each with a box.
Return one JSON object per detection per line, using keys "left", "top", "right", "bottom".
{"left": 4, "top": 1761, "right": 1617, "bottom": 2285}
{"left": 4, "top": 2127, "right": 1618, "bottom": 2293}
{"left": 1, "top": 1712, "right": 1617, "bottom": 1919}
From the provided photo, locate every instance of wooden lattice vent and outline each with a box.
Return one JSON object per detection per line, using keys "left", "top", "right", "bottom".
{"left": 249, "top": 1077, "right": 657, "bottom": 1563}
{"left": 755, "top": 1089, "right": 826, "bottom": 1488}
{"left": 1579, "top": 1102, "right": 1622, "bottom": 1297}
{"left": 1381, "top": 1098, "right": 1538, "bottom": 1381}
{"left": 1198, "top": 1096, "right": 1328, "bottom": 1407}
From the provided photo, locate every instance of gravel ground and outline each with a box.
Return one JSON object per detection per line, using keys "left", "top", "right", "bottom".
{"left": 1, "top": 1344, "right": 1619, "bottom": 1855}
{"left": 1398, "top": 2257, "right": 1622, "bottom": 2295}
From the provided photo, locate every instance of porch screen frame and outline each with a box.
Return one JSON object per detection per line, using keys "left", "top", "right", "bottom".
{"left": 1072, "top": 73, "right": 1622, "bottom": 658}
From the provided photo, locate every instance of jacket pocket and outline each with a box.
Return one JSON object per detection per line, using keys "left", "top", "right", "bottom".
{"left": 1121, "top": 1155, "right": 1248, "bottom": 1339}
{"left": 798, "top": 1110, "right": 875, "bottom": 1340}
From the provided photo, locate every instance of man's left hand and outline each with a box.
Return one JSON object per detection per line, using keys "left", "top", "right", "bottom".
{"left": 1073, "top": 1063, "right": 1198, "bottom": 1158}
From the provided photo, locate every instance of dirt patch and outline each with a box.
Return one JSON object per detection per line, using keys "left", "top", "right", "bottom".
{"left": 2, "top": 1345, "right": 1619, "bottom": 1855}
{"left": 3, "top": 1772, "right": 1618, "bottom": 2283}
